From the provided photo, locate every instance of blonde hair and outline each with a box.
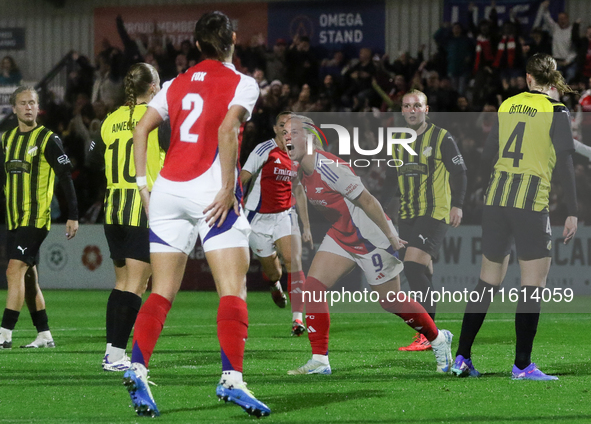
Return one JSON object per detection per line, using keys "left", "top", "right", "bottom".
{"left": 124, "top": 63, "right": 158, "bottom": 131}
{"left": 526, "top": 53, "right": 575, "bottom": 94}
{"left": 290, "top": 114, "right": 324, "bottom": 151}
{"left": 402, "top": 89, "right": 428, "bottom": 106}
{"left": 9, "top": 86, "right": 37, "bottom": 106}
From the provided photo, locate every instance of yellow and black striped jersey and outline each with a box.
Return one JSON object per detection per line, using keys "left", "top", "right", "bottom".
{"left": 2, "top": 125, "right": 76, "bottom": 230}
{"left": 90, "top": 104, "right": 165, "bottom": 227}
{"left": 484, "top": 91, "right": 575, "bottom": 211}
{"left": 392, "top": 123, "right": 466, "bottom": 223}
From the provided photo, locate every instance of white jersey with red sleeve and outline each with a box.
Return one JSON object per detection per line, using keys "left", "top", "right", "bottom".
{"left": 149, "top": 59, "right": 259, "bottom": 186}
{"left": 300, "top": 151, "right": 395, "bottom": 255}
{"left": 243, "top": 139, "right": 294, "bottom": 214}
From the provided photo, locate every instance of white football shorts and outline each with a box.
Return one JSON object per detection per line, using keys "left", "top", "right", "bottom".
{"left": 316, "top": 234, "right": 403, "bottom": 286}
{"left": 246, "top": 208, "right": 300, "bottom": 258}
{"left": 148, "top": 177, "right": 250, "bottom": 255}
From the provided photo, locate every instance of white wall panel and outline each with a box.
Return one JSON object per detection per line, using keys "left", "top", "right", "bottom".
{"left": 385, "top": 0, "right": 441, "bottom": 62}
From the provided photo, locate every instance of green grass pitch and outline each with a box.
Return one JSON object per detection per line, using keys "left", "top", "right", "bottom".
{"left": 0, "top": 290, "right": 589, "bottom": 423}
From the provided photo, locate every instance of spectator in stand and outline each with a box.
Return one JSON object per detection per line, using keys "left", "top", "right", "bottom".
{"left": 320, "top": 50, "right": 346, "bottom": 83}
{"left": 291, "top": 84, "right": 313, "bottom": 112}
{"left": 318, "top": 74, "right": 341, "bottom": 111}
{"left": 574, "top": 25, "right": 591, "bottom": 80}
{"left": 262, "top": 80, "right": 285, "bottom": 117}
{"left": 423, "top": 71, "right": 445, "bottom": 111}
{"left": 286, "top": 35, "right": 318, "bottom": 88}
{"left": 524, "top": 28, "right": 553, "bottom": 60}
{"left": 0, "top": 56, "right": 22, "bottom": 86}
{"left": 492, "top": 19, "right": 525, "bottom": 82}
{"left": 384, "top": 49, "right": 424, "bottom": 85}
{"left": 342, "top": 47, "right": 377, "bottom": 111}
{"left": 537, "top": 0, "right": 578, "bottom": 82}
{"left": 253, "top": 68, "right": 269, "bottom": 96}
{"left": 265, "top": 39, "right": 287, "bottom": 82}
{"left": 92, "top": 49, "right": 124, "bottom": 112}
{"left": 65, "top": 52, "right": 95, "bottom": 107}
{"left": 236, "top": 33, "right": 266, "bottom": 74}
{"left": 470, "top": 4, "right": 499, "bottom": 110}
{"left": 434, "top": 23, "right": 474, "bottom": 95}
{"left": 174, "top": 53, "right": 188, "bottom": 76}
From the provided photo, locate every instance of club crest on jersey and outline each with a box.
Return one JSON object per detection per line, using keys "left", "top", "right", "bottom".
{"left": 191, "top": 72, "right": 207, "bottom": 81}
{"left": 27, "top": 146, "right": 38, "bottom": 157}
{"left": 315, "top": 187, "right": 323, "bottom": 193}
{"left": 422, "top": 146, "right": 432, "bottom": 158}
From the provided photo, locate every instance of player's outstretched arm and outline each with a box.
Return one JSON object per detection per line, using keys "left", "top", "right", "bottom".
{"left": 205, "top": 105, "right": 248, "bottom": 227}
{"left": 294, "top": 183, "right": 313, "bottom": 249}
{"left": 351, "top": 189, "right": 407, "bottom": 251}
{"left": 133, "top": 107, "right": 163, "bottom": 218}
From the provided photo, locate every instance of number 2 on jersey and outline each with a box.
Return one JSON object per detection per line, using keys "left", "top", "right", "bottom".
{"left": 502, "top": 122, "right": 525, "bottom": 167}
{"left": 180, "top": 93, "right": 204, "bottom": 143}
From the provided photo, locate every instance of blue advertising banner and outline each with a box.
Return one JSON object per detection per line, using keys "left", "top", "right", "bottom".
{"left": 268, "top": 0, "right": 385, "bottom": 57}
{"left": 443, "top": 0, "right": 565, "bottom": 34}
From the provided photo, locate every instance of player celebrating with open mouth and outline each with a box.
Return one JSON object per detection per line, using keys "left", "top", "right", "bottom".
{"left": 284, "top": 114, "right": 453, "bottom": 376}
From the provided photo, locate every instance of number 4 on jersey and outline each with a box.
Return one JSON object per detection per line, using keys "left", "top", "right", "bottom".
{"left": 502, "top": 122, "right": 525, "bottom": 167}
{"left": 180, "top": 93, "right": 203, "bottom": 143}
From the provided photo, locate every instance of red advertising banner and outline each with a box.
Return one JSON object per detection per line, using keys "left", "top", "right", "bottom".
{"left": 93, "top": 3, "right": 268, "bottom": 58}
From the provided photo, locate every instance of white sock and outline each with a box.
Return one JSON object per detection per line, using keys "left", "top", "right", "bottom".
{"left": 220, "top": 370, "right": 243, "bottom": 385}
{"left": 293, "top": 312, "right": 303, "bottom": 322}
{"left": 104, "top": 342, "right": 112, "bottom": 356}
{"left": 430, "top": 330, "right": 445, "bottom": 346}
{"left": 38, "top": 330, "right": 53, "bottom": 341}
{"left": 0, "top": 327, "right": 12, "bottom": 341}
{"left": 106, "top": 346, "right": 125, "bottom": 362}
{"left": 312, "top": 354, "right": 329, "bottom": 365}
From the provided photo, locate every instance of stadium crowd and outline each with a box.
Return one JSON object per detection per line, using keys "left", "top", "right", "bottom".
{"left": 2, "top": 2, "right": 590, "bottom": 226}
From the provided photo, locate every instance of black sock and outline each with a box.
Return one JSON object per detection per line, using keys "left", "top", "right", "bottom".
{"left": 404, "top": 261, "right": 436, "bottom": 319}
{"left": 30, "top": 309, "right": 49, "bottom": 333}
{"left": 456, "top": 279, "right": 499, "bottom": 359}
{"left": 106, "top": 289, "right": 123, "bottom": 345}
{"left": 1, "top": 308, "right": 20, "bottom": 331}
{"left": 514, "top": 285, "right": 541, "bottom": 370}
{"left": 112, "top": 291, "right": 142, "bottom": 350}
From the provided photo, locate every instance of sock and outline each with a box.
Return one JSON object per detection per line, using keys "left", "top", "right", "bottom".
{"left": 514, "top": 285, "right": 541, "bottom": 370}
{"left": 106, "top": 346, "right": 126, "bottom": 362}
{"left": 304, "top": 277, "right": 330, "bottom": 355}
{"left": 131, "top": 293, "right": 172, "bottom": 368}
{"left": 293, "top": 312, "right": 303, "bottom": 322}
{"left": 380, "top": 294, "right": 438, "bottom": 341}
{"left": 0, "top": 327, "right": 12, "bottom": 341}
{"left": 30, "top": 309, "right": 50, "bottom": 333}
{"left": 106, "top": 289, "right": 123, "bottom": 345}
{"left": 313, "top": 353, "right": 329, "bottom": 364}
{"left": 288, "top": 271, "right": 305, "bottom": 314}
{"left": 404, "top": 261, "right": 436, "bottom": 320}
{"left": 217, "top": 296, "right": 248, "bottom": 373}
{"left": 37, "top": 330, "right": 52, "bottom": 341}
{"left": 1, "top": 308, "right": 20, "bottom": 331}
{"left": 112, "top": 291, "right": 142, "bottom": 350}
{"left": 456, "top": 279, "right": 499, "bottom": 359}
{"left": 221, "top": 370, "right": 243, "bottom": 384}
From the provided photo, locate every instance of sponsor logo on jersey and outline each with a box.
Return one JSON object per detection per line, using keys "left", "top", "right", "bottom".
{"left": 57, "top": 154, "right": 71, "bottom": 165}
{"left": 309, "top": 199, "right": 328, "bottom": 207}
{"left": 452, "top": 155, "right": 464, "bottom": 165}
{"left": 6, "top": 159, "right": 31, "bottom": 174}
{"left": 191, "top": 72, "right": 207, "bottom": 81}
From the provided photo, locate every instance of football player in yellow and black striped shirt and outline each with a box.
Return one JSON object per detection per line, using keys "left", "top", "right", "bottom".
{"left": 453, "top": 54, "right": 577, "bottom": 380}
{"left": 392, "top": 89, "right": 467, "bottom": 351}
{"left": 88, "top": 63, "right": 166, "bottom": 371}
{"left": 0, "top": 86, "right": 78, "bottom": 349}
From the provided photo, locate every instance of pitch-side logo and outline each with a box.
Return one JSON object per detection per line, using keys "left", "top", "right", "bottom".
{"left": 304, "top": 123, "right": 417, "bottom": 167}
